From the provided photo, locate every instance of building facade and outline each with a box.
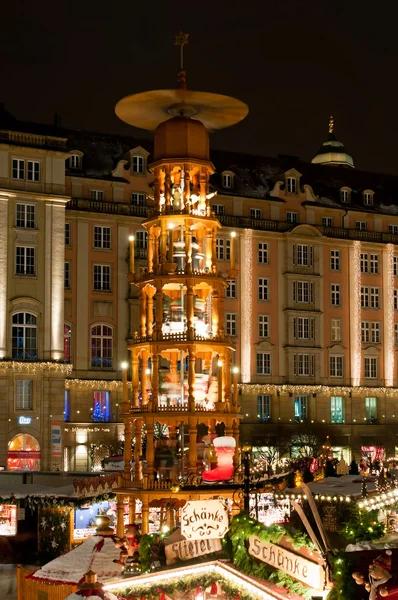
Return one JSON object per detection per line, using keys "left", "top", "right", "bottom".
{"left": 1, "top": 104, "right": 398, "bottom": 469}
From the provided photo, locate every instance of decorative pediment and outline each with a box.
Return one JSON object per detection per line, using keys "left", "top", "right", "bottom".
{"left": 289, "top": 224, "right": 323, "bottom": 237}
{"left": 255, "top": 340, "right": 274, "bottom": 351}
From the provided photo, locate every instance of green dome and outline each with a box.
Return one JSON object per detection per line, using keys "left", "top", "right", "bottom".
{"left": 311, "top": 117, "right": 354, "bottom": 168}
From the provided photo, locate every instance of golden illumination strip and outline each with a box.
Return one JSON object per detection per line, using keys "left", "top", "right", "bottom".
{"left": 0, "top": 198, "right": 7, "bottom": 358}
{"left": 351, "top": 241, "right": 361, "bottom": 386}
{"left": 0, "top": 361, "right": 72, "bottom": 374}
{"left": 65, "top": 379, "right": 129, "bottom": 390}
{"left": 241, "top": 229, "right": 253, "bottom": 383}
{"left": 239, "top": 383, "right": 398, "bottom": 395}
{"left": 385, "top": 244, "right": 395, "bottom": 386}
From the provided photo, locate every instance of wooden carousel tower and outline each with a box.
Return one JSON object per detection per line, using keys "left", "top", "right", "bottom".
{"left": 114, "top": 34, "right": 248, "bottom": 535}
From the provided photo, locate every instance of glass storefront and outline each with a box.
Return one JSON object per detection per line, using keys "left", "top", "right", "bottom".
{"left": 7, "top": 434, "right": 40, "bottom": 471}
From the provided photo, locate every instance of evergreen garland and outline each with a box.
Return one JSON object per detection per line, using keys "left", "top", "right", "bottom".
{"left": 0, "top": 492, "right": 116, "bottom": 510}
{"left": 340, "top": 506, "right": 384, "bottom": 542}
{"left": 225, "top": 514, "right": 315, "bottom": 598}
{"left": 326, "top": 551, "right": 356, "bottom": 600}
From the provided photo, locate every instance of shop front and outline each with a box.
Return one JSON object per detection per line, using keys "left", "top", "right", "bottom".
{"left": 7, "top": 433, "right": 41, "bottom": 471}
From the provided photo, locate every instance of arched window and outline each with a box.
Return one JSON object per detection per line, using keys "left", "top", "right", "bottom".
{"left": 64, "top": 324, "right": 72, "bottom": 363}
{"left": 12, "top": 312, "right": 37, "bottom": 359}
{"left": 91, "top": 324, "right": 113, "bottom": 368}
{"left": 8, "top": 434, "right": 40, "bottom": 471}
{"left": 68, "top": 153, "right": 82, "bottom": 170}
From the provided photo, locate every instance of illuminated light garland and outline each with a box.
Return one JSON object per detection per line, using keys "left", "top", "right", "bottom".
{"left": 385, "top": 244, "right": 395, "bottom": 386}
{"left": 273, "top": 493, "right": 353, "bottom": 504}
{"left": 351, "top": 241, "right": 361, "bottom": 386}
{"left": 238, "top": 383, "right": 398, "bottom": 396}
{"left": 65, "top": 379, "right": 128, "bottom": 390}
{"left": 104, "top": 561, "right": 286, "bottom": 600}
{"left": 0, "top": 361, "right": 72, "bottom": 375}
{"left": 358, "top": 488, "right": 398, "bottom": 512}
{"left": 241, "top": 229, "right": 253, "bottom": 383}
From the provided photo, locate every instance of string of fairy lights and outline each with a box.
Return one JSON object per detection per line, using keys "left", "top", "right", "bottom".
{"left": 351, "top": 241, "right": 361, "bottom": 386}
{"left": 241, "top": 228, "right": 253, "bottom": 383}
{"left": 386, "top": 244, "right": 395, "bottom": 386}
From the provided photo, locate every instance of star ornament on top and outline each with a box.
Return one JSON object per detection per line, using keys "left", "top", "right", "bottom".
{"left": 174, "top": 32, "right": 189, "bottom": 47}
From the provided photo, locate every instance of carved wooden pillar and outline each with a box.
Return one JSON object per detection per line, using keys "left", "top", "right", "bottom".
{"left": 146, "top": 424, "right": 155, "bottom": 481}
{"left": 212, "top": 291, "right": 219, "bottom": 337}
{"left": 116, "top": 496, "right": 125, "bottom": 538}
{"left": 141, "top": 495, "right": 150, "bottom": 534}
{"left": 148, "top": 229, "right": 154, "bottom": 273}
{"left": 151, "top": 353, "right": 159, "bottom": 409}
{"left": 124, "top": 419, "right": 132, "bottom": 482}
{"left": 165, "top": 166, "right": 172, "bottom": 208}
{"left": 186, "top": 285, "right": 194, "bottom": 340}
{"left": 132, "top": 352, "right": 139, "bottom": 408}
{"left": 139, "top": 289, "right": 147, "bottom": 337}
{"left": 224, "top": 351, "right": 232, "bottom": 411}
{"left": 188, "top": 348, "right": 196, "bottom": 411}
{"left": 147, "top": 289, "right": 155, "bottom": 336}
{"left": 134, "top": 420, "right": 143, "bottom": 480}
{"left": 155, "top": 287, "right": 163, "bottom": 339}
{"left": 212, "top": 229, "right": 217, "bottom": 271}
{"left": 188, "top": 417, "right": 197, "bottom": 474}
{"left": 160, "top": 221, "right": 167, "bottom": 266}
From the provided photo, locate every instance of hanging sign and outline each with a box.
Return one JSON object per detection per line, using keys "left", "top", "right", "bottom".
{"left": 248, "top": 535, "right": 325, "bottom": 591}
{"left": 181, "top": 499, "right": 229, "bottom": 540}
{"left": 51, "top": 422, "right": 62, "bottom": 457}
{"left": 165, "top": 538, "right": 222, "bottom": 565}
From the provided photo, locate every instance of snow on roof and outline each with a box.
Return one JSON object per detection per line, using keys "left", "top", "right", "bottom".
{"left": 287, "top": 475, "right": 377, "bottom": 497}
{"left": 0, "top": 483, "right": 76, "bottom": 499}
{"left": 29, "top": 536, "right": 123, "bottom": 585}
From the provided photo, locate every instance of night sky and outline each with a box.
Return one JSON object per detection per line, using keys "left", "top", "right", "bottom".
{"left": 2, "top": 0, "right": 398, "bottom": 174}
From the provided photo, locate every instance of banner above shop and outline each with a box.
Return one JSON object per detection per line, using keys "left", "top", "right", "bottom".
{"left": 181, "top": 499, "right": 229, "bottom": 541}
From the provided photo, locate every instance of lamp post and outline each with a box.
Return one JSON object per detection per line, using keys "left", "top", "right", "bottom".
{"left": 129, "top": 235, "right": 135, "bottom": 274}
{"left": 233, "top": 366, "right": 239, "bottom": 405}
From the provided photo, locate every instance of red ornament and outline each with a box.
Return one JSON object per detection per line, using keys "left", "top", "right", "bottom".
{"left": 210, "top": 582, "right": 218, "bottom": 595}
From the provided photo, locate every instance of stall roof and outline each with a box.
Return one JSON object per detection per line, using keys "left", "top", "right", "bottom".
{"left": 0, "top": 483, "right": 76, "bottom": 499}
{"left": 28, "top": 535, "right": 122, "bottom": 585}
{"left": 287, "top": 474, "right": 377, "bottom": 497}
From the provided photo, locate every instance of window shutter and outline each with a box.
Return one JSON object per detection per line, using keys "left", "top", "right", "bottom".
{"left": 293, "top": 318, "right": 297, "bottom": 339}
{"left": 311, "top": 354, "right": 315, "bottom": 376}
{"left": 293, "top": 281, "right": 296, "bottom": 302}
{"left": 293, "top": 354, "right": 297, "bottom": 376}
{"left": 311, "top": 318, "right": 315, "bottom": 340}
{"left": 310, "top": 282, "right": 314, "bottom": 303}
{"left": 309, "top": 246, "right": 313, "bottom": 266}
{"left": 293, "top": 244, "right": 296, "bottom": 266}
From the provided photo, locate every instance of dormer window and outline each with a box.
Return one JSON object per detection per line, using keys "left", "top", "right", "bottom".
{"left": 340, "top": 188, "right": 351, "bottom": 203}
{"left": 132, "top": 156, "right": 144, "bottom": 174}
{"left": 287, "top": 177, "right": 297, "bottom": 194}
{"left": 363, "top": 191, "right": 373, "bottom": 206}
{"left": 222, "top": 173, "right": 232, "bottom": 189}
{"left": 69, "top": 154, "right": 81, "bottom": 170}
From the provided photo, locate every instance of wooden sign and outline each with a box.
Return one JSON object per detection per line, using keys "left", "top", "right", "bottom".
{"left": 165, "top": 538, "right": 222, "bottom": 565}
{"left": 248, "top": 535, "right": 325, "bottom": 591}
{"left": 181, "top": 499, "right": 229, "bottom": 540}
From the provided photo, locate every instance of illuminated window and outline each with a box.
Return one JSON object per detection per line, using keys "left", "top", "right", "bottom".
{"left": 132, "top": 156, "right": 144, "bottom": 173}
{"left": 226, "top": 313, "right": 237, "bottom": 336}
{"left": 64, "top": 390, "right": 70, "bottom": 422}
{"left": 12, "top": 313, "right": 37, "bottom": 360}
{"left": 365, "top": 396, "right": 377, "bottom": 422}
{"left": 287, "top": 177, "right": 297, "bottom": 194}
{"left": 16, "top": 380, "right": 32, "bottom": 410}
{"left": 329, "top": 355, "right": 343, "bottom": 377}
{"left": 331, "top": 284, "right": 341, "bottom": 306}
{"left": 340, "top": 189, "right": 349, "bottom": 203}
{"left": 93, "top": 226, "right": 111, "bottom": 249}
{"left": 90, "top": 189, "right": 104, "bottom": 201}
{"left": 256, "top": 352, "right": 271, "bottom": 375}
{"left": 258, "top": 243, "right": 268, "bottom": 264}
{"left": 91, "top": 324, "right": 113, "bottom": 368}
{"left": 131, "top": 192, "right": 145, "bottom": 206}
{"left": 331, "top": 396, "right": 344, "bottom": 423}
{"left": 226, "top": 280, "right": 236, "bottom": 299}
{"left": 389, "top": 224, "right": 398, "bottom": 235}
{"left": 222, "top": 173, "right": 232, "bottom": 188}
{"left": 16, "top": 204, "right": 35, "bottom": 228}
{"left": 287, "top": 211, "right": 298, "bottom": 223}
{"left": 257, "top": 395, "right": 271, "bottom": 422}
{"left": 92, "top": 391, "right": 111, "bottom": 422}
{"left": 258, "top": 278, "right": 269, "bottom": 301}
{"left": 258, "top": 315, "right": 269, "bottom": 338}
{"left": 16, "top": 246, "right": 35, "bottom": 276}
{"left": 356, "top": 221, "right": 367, "bottom": 231}
{"left": 93, "top": 265, "right": 111, "bottom": 292}
{"left": 250, "top": 208, "right": 262, "bottom": 219}
{"left": 364, "top": 357, "right": 377, "bottom": 379}
{"left": 322, "top": 216, "right": 333, "bottom": 227}
{"left": 294, "top": 396, "right": 307, "bottom": 421}
{"left": 330, "top": 250, "right": 340, "bottom": 270}
{"left": 331, "top": 319, "right": 341, "bottom": 342}
{"left": 64, "top": 324, "right": 72, "bottom": 364}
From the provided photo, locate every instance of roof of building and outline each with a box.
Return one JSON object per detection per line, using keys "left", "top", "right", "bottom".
{"left": 2, "top": 106, "right": 398, "bottom": 214}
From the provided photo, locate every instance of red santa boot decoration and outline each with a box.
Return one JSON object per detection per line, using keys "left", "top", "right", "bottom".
{"left": 202, "top": 436, "right": 236, "bottom": 482}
